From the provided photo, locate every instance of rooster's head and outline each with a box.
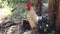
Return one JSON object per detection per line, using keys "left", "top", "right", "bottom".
{"left": 27, "top": 3, "right": 32, "bottom": 11}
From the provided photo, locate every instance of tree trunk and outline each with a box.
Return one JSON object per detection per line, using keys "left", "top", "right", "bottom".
{"left": 48, "top": 0, "right": 60, "bottom": 32}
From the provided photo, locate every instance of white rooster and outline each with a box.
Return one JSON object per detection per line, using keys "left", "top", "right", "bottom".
{"left": 26, "top": 3, "right": 39, "bottom": 29}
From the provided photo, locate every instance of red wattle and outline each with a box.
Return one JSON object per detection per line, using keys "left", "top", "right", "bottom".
{"left": 27, "top": 7, "right": 30, "bottom": 11}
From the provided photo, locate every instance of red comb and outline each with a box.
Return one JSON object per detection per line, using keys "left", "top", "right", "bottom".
{"left": 27, "top": 3, "right": 32, "bottom": 11}
{"left": 27, "top": 3, "right": 32, "bottom": 7}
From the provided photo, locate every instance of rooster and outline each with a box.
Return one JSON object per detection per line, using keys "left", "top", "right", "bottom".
{"left": 26, "top": 3, "right": 49, "bottom": 34}
{"left": 26, "top": 3, "right": 39, "bottom": 29}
